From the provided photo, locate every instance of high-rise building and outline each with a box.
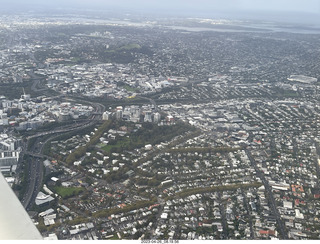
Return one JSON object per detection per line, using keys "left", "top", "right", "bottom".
{"left": 0, "top": 134, "right": 21, "bottom": 170}
{"left": 144, "top": 111, "right": 152, "bottom": 122}
{"left": 116, "top": 110, "right": 123, "bottom": 120}
{"left": 102, "top": 111, "right": 112, "bottom": 120}
{"left": 153, "top": 112, "right": 161, "bottom": 123}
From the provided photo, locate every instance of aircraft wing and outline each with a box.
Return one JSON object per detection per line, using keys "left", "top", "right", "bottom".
{"left": 0, "top": 173, "right": 42, "bottom": 240}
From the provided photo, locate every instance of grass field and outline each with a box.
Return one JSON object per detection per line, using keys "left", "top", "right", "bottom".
{"left": 101, "top": 137, "right": 131, "bottom": 153}
{"left": 54, "top": 186, "right": 85, "bottom": 199}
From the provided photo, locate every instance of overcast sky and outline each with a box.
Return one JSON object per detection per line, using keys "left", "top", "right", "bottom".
{"left": 2, "top": 0, "right": 320, "bottom": 21}
{"left": 1, "top": 0, "right": 319, "bottom": 12}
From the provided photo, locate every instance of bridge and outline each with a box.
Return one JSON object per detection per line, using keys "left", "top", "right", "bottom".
{"left": 24, "top": 151, "right": 55, "bottom": 161}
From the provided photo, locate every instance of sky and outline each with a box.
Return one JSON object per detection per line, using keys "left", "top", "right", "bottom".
{"left": 2, "top": 0, "right": 320, "bottom": 23}
{"left": 2, "top": 0, "right": 319, "bottom": 13}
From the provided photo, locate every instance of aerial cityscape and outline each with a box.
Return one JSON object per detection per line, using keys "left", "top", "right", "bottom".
{"left": 1, "top": 0, "right": 320, "bottom": 241}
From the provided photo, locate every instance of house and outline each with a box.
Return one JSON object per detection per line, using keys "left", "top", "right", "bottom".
{"left": 161, "top": 213, "right": 168, "bottom": 219}
{"left": 259, "top": 229, "right": 276, "bottom": 237}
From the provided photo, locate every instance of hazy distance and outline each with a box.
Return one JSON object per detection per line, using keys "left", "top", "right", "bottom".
{"left": 2, "top": 0, "right": 320, "bottom": 25}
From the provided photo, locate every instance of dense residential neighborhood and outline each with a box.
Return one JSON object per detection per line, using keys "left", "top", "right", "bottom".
{"left": 0, "top": 9, "right": 320, "bottom": 240}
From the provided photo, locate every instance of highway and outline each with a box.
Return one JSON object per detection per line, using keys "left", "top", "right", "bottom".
{"left": 21, "top": 138, "right": 44, "bottom": 210}
{"left": 26, "top": 98, "right": 105, "bottom": 140}
{"left": 20, "top": 100, "right": 104, "bottom": 210}
{"left": 17, "top": 52, "right": 108, "bottom": 210}
{"left": 26, "top": 120, "right": 96, "bottom": 140}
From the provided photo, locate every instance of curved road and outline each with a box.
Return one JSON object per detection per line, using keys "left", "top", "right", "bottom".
{"left": 20, "top": 100, "right": 104, "bottom": 210}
